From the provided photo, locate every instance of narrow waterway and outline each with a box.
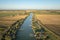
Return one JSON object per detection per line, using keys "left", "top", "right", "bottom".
{"left": 16, "top": 13, "right": 36, "bottom": 40}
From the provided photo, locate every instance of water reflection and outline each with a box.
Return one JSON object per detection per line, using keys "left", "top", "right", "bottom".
{"left": 16, "top": 13, "right": 36, "bottom": 40}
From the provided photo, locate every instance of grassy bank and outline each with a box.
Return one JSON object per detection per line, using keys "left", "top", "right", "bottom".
{"left": 1, "top": 15, "right": 28, "bottom": 40}
{"left": 32, "top": 15, "right": 60, "bottom": 40}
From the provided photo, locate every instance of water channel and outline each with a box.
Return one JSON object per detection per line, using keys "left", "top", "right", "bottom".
{"left": 16, "top": 13, "right": 36, "bottom": 40}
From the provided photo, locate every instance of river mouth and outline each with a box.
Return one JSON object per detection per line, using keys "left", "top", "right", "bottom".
{"left": 16, "top": 13, "right": 36, "bottom": 40}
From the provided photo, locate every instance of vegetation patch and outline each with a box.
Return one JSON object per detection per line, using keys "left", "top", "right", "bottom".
{"left": 32, "top": 16, "right": 60, "bottom": 40}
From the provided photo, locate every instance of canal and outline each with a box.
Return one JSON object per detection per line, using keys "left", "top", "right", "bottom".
{"left": 16, "top": 13, "right": 36, "bottom": 40}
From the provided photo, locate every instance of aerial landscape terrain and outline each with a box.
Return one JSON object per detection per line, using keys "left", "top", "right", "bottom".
{"left": 0, "top": 0, "right": 60, "bottom": 40}
{"left": 0, "top": 10, "right": 60, "bottom": 40}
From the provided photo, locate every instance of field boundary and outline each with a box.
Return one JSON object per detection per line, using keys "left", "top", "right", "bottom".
{"left": 37, "top": 20, "right": 60, "bottom": 40}
{"left": 0, "top": 15, "right": 28, "bottom": 40}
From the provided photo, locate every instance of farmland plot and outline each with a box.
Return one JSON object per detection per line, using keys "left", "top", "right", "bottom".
{"left": 0, "top": 11, "right": 28, "bottom": 40}
{"left": 36, "top": 14, "right": 60, "bottom": 36}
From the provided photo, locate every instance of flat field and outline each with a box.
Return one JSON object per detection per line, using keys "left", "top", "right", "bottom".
{"left": 0, "top": 10, "right": 28, "bottom": 27}
{"left": 0, "top": 15, "right": 27, "bottom": 26}
{"left": 0, "top": 10, "right": 28, "bottom": 39}
{"left": 36, "top": 14, "right": 60, "bottom": 36}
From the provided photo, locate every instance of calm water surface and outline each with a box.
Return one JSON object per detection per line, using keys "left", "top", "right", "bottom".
{"left": 16, "top": 13, "right": 36, "bottom": 40}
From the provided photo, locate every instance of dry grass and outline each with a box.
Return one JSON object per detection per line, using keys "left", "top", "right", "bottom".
{"left": 0, "top": 15, "right": 27, "bottom": 39}
{"left": 36, "top": 14, "right": 60, "bottom": 36}
{"left": 0, "top": 10, "right": 28, "bottom": 39}
{"left": 36, "top": 15, "right": 60, "bottom": 24}
{"left": 0, "top": 15, "right": 27, "bottom": 26}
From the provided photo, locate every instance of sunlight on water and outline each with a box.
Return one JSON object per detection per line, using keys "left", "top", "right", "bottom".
{"left": 16, "top": 13, "right": 36, "bottom": 40}
{"left": 29, "top": 33, "right": 34, "bottom": 37}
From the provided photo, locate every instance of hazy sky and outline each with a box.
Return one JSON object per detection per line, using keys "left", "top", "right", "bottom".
{"left": 0, "top": 0, "right": 60, "bottom": 10}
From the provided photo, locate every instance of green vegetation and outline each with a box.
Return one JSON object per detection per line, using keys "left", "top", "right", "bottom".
{"left": 0, "top": 10, "right": 60, "bottom": 40}
{"left": 32, "top": 21, "right": 49, "bottom": 40}
{"left": 0, "top": 10, "right": 29, "bottom": 40}
{"left": 1, "top": 16, "right": 28, "bottom": 40}
{"left": 32, "top": 15, "right": 60, "bottom": 40}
